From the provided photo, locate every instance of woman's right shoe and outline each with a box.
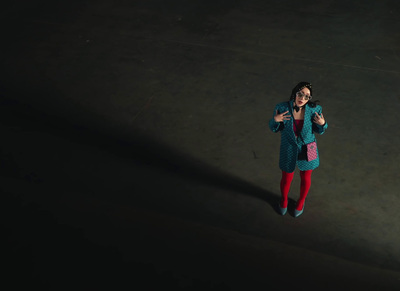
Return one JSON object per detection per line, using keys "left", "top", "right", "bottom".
{"left": 279, "top": 203, "right": 287, "bottom": 216}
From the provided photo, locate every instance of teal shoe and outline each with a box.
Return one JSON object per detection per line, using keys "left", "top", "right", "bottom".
{"left": 278, "top": 203, "right": 287, "bottom": 216}
{"left": 294, "top": 203, "right": 305, "bottom": 218}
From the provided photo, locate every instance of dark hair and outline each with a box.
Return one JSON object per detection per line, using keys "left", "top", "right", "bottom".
{"left": 290, "top": 81, "right": 319, "bottom": 108}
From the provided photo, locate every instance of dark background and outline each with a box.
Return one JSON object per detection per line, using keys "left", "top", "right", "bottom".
{"left": 2, "top": 1, "right": 400, "bottom": 290}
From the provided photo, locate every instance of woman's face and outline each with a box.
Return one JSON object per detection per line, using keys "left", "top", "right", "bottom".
{"left": 295, "top": 87, "right": 311, "bottom": 107}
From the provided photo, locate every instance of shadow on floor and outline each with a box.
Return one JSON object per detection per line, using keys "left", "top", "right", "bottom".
{"left": 2, "top": 85, "right": 284, "bottom": 289}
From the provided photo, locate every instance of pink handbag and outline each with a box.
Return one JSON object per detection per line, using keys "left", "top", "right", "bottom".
{"left": 306, "top": 141, "right": 317, "bottom": 161}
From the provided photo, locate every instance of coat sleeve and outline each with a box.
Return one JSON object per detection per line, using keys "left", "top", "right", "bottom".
{"left": 312, "top": 105, "right": 328, "bottom": 135}
{"left": 269, "top": 104, "right": 285, "bottom": 133}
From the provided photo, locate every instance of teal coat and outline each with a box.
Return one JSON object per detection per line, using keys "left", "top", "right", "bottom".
{"left": 269, "top": 101, "right": 328, "bottom": 173}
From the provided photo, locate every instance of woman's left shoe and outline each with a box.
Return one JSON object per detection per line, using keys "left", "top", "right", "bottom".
{"left": 294, "top": 203, "right": 305, "bottom": 218}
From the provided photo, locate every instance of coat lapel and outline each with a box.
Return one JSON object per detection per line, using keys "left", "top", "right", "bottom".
{"left": 302, "top": 104, "right": 311, "bottom": 140}
{"left": 288, "top": 102, "right": 297, "bottom": 142}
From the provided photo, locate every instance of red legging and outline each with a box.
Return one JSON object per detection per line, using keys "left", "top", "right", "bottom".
{"left": 280, "top": 170, "right": 312, "bottom": 210}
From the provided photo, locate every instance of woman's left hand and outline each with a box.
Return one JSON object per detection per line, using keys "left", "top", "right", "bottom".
{"left": 313, "top": 112, "right": 325, "bottom": 126}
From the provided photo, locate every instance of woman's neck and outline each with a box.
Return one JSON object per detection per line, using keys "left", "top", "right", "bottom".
{"left": 293, "top": 102, "right": 305, "bottom": 120}
{"left": 293, "top": 102, "right": 304, "bottom": 112}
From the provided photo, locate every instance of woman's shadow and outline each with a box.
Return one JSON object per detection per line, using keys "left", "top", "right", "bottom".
{"left": 0, "top": 94, "right": 281, "bottom": 215}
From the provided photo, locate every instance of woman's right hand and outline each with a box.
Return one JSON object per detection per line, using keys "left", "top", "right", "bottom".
{"left": 274, "top": 110, "right": 291, "bottom": 122}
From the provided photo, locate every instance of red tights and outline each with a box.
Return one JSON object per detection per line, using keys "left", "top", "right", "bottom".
{"left": 280, "top": 170, "right": 312, "bottom": 211}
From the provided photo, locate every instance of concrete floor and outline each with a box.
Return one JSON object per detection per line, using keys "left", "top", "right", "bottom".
{"left": 2, "top": 0, "right": 400, "bottom": 290}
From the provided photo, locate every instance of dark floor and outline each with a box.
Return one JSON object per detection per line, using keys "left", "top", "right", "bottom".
{"left": 2, "top": 0, "right": 400, "bottom": 290}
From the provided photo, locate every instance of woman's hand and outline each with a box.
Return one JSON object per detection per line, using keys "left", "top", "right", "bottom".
{"left": 313, "top": 112, "right": 325, "bottom": 126}
{"left": 274, "top": 110, "right": 291, "bottom": 122}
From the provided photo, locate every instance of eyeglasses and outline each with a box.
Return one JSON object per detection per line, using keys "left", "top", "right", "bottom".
{"left": 296, "top": 91, "right": 312, "bottom": 100}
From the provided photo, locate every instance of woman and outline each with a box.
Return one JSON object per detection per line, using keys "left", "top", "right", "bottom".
{"left": 269, "top": 82, "right": 327, "bottom": 217}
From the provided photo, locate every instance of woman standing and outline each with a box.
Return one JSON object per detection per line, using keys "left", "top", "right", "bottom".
{"left": 269, "top": 82, "right": 327, "bottom": 217}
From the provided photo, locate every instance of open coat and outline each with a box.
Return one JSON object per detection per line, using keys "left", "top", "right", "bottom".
{"left": 269, "top": 101, "right": 328, "bottom": 173}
